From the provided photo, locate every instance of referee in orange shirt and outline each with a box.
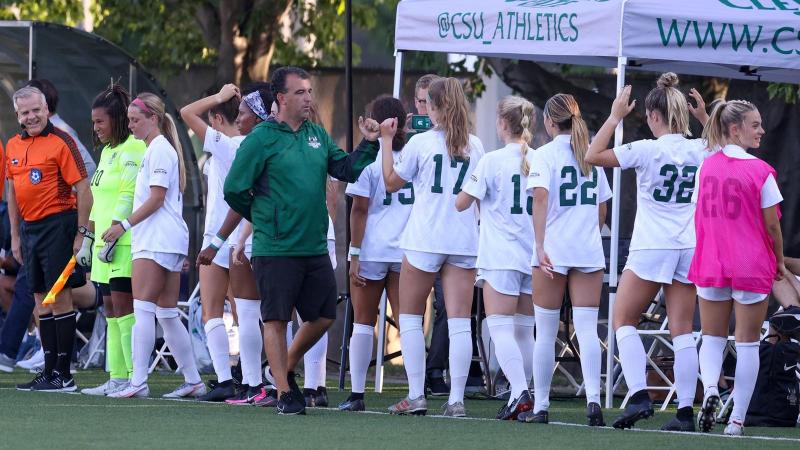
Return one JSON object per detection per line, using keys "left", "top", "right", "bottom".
{"left": 6, "top": 86, "right": 92, "bottom": 392}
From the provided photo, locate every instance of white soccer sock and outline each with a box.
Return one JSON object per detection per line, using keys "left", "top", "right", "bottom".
{"left": 699, "top": 335, "right": 727, "bottom": 392}
{"left": 157, "top": 307, "right": 202, "bottom": 385}
{"left": 731, "top": 341, "right": 760, "bottom": 423}
{"left": 286, "top": 321, "right": 294, "bottom": 348}
{"left": 447, "top": 318, "right": 472, "bottom": 405}
{"left": 533, "top": 306, "right": 560, "bottom": 412}
{"left": 131, "top": 300, "right": 156, "bottom": 387}
{"left": 204, "top": 318, "right": 232, "bottom": 383}
{"left": 573, "top": 307, "right": 602, "bottom": 404}
{"left": 672, "top": 333, "right": 699, "bottom": 409}
{"left": 488, "top": 315, "right": 528, "bottom": 405}
{"left": 616, "top": 325, "right": 648, "bottom": 394}
{"left": 304, "top": 332, "right": 328, "bottom": 389}
{"left": 235, "top": 298, "right": 263, "bottom": 387}
{"left": 399, "top": 314, "right": 425, "bottom": 399}
{"left": 514, "top": 314, "right": 536, "bottom": 387}
{"left": 349, "top": 323, "right": 374, "bottom": 394}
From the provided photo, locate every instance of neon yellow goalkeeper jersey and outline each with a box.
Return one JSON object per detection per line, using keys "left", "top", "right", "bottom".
{"left": 89, "top": 135, "right": 146, "bottom": 247}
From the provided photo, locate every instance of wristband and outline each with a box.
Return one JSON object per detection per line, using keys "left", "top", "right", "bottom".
{"left": 349, "top": 246, "right": 361, "bottom": 257}
{"left": 120, "top": 219, "right": 132, "bottom": 231}
{"left": 210, "top": 235, "right": 225, "bottom": 250}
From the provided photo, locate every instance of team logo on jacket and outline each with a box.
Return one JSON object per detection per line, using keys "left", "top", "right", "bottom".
{"left": 29, "top": 168, "right": 42, "bottom": 185}
{"left": 11, "top": 158, "right": 19, "bottom": 166}
{"left": 308, "top": 136, "right": 321, "bottom": 149}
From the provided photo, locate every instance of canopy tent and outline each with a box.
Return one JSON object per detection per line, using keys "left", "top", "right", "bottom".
{"left": 392, "top": 0, "right": 800, "bottom": 408}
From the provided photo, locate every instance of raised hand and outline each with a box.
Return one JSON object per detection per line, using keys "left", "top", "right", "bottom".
{"left": 610, "top": 85, "right": 636, "bottom": 122}
{"left": 358, "top": 116, "right": 381, "bottom": 141}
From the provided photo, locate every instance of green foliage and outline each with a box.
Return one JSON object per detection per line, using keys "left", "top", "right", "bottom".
{"left": 0, "top": 0, "right": 84, "bottom": 25}
{"left": 768, "top": 83, "right": 799, "bottom": 104}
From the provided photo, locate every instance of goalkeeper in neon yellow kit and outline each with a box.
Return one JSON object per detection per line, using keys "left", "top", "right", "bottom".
{"left": 77, "top": 84, "right": 146, "bottom": 396}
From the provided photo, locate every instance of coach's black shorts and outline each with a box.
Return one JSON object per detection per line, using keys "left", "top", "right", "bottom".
{"left": 252, "top": 255, "right": 337, "bottom": 322}
{"left": 21, "top": 209, "right": 86, "bottom": 295}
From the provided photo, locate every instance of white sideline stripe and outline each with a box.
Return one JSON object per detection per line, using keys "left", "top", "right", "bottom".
{"left": 321, "top": 408, "right": 800, "bottom": 443}
{"left": 2, "top": 388, "right": 799, "bottom": 443}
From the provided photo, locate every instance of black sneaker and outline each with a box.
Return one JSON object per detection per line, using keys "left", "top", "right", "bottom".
{"left": 198, "top": 380, "right": 236, "bottom": 402}
{"left": 32, "top": 371, "right": 76, "bottom": 392}
{"left": 338, "top": 394, "right": 366, "bottom": 412}
{"left": 498, "top": 390, "right": 533, "bottom": 421}
{"left": 303, "top": 388, "right": 318, "bottom": 407}
{"left": 426, "top": 376, "right": 450, "bottom": 397}
{"left": 661, "top": 407, "right": 695, "bottom": 432}
{"left": 518, "top": 409, "right": 548, "bottom": 424}
{"left": 587, "top": 402, "right": 606, "bottom": 427}
{"left": 612, "top": 390, "right": 653, "bottom": 429}
{"left": 16, "top": 371, "right": 49, "bottom": 391}
{"left": 277, "top": 391, "right": 306, "bottom": 415}
{"left": 287, "top": 371, "right": 304, "bottom": 404}
{"left": 770, "top": 305, "right": 800, "bottom": 338}
{"left": 315, "top": 387, "right": 328, "bottom": 407}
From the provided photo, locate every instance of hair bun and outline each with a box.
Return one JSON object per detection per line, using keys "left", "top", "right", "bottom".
{"left": 657, "top": 72, "right": 679, "bottom": 89}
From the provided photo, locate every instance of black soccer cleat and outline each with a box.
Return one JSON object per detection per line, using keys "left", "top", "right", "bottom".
{"left": 315, "top": 387, "right": 328, "bottom": 407}
{"left": 612, "top": 391, "right": 654, "bottom": 429}
{"left": 338, "top": 394, "right": 366, "bottom": 412}
{"left": 517, "top": 409, "right": 548, "bottom": 424}
{"left": 587, "top": 402, "right": 606, "bottom": 427}
{"left": 661, "top": 407, "right": 696, "bottom": 432}
{"left": 426, "top": 376, "right": 450, "bottom": 397}
{"left": 498, "top": 390, "right": 533, "bottom": 421}
{"left": 698, "top": 392, "right": 721, "bottom": 433}
{"left": 198, "top": 380, "right": 236, "bottom": 402}
{"left": 277, "top": 391, "right": 307, "bottom": 415}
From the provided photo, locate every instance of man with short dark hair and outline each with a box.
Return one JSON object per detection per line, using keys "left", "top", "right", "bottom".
{"left": 5, "top": 86, "right": 92, "bottom": 391}
{"left": 225, "top": 66, "right": 382, "bottom": 415}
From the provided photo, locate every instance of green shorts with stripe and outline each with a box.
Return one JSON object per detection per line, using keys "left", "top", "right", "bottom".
{"left": 90, "top": 243, "right": 133, "bottom": 284}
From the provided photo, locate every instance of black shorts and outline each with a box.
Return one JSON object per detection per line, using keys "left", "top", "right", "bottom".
{"left": 98, "top": 277, "right": 133, "bottom": 296}
{"left": 21, "top": 209, "right": 86, "bottom": 294}
{"left": 252, "top": 255, "right": 337, "bottom": 322}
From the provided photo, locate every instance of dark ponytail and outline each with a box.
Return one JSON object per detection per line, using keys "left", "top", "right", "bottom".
{"left": 92, "top": 83, "right": 132, "bottom": 148}
{"left": 368, "top": 95, "right": 407, "bottom": 152}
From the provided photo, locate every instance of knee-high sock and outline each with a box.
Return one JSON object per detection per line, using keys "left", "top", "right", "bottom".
{"left": 731, "top": 341, "right": 760, "bottom": 423}
{"left": 304, "top": 332, "right": 328, "bottom": 389}
{"left": 533, "top": 306, "right": 560, "bottom": 412}
{"left": 616, "top": 325, "right": 648, "bottom": 394}
{"left": 157, "top": 307, "right": 201, "bottom": 385}
{"left": 54, "top": 311, "right": 77, "bottom": 376}
{"left": 399, "top": 314, "right": 425, "bottom": 399}
{"left": 514, "top": 314, "right": 536, "bottom": 387}
{"left": 117, "top": 313, "right": 135, "bottom": 378}
{"left": 235, "top": 298, "right": 263, "bottom": 387}
{"left": 349, "top": 323, "right": 374, "bottom": 394}
{"left": 573, "top": 307, "right": 601, "bottom": 404}
{"left": 131, "top": 300, "right": 156, "bottom": 386}
{"left": 204, "top": 317, "right": 232, "bottom": 383}
{"left": 672, "top": 333, "right": 699, "bottom": 409}
{"left": 488, "top": 315, "right": 528, "bottom": 405}
{"left": 698, "top": 335, "right": 727, "bottom": 393}
{"left": 106, "top": 317, "right": 126, "bottom": 379}
{"left": 447, "top": 317, "right": 472, "bottom": 405}
{"left": 39, "top": 314, "right": 56, "bottom": 374}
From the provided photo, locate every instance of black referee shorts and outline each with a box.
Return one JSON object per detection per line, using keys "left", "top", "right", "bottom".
{"left": 252, "top": 255, "right": 337, "bottom": 322}
{"left": 21, "top": 209, "right": 86, "bottom": 295}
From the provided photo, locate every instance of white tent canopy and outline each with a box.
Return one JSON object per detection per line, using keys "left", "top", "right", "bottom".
{"left": 391, "top": 0, "right": 800, "bottom": 408}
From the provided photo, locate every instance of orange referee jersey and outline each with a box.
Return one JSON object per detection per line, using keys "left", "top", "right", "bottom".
{"left": 5, "top": 122, "right": 87, "bottom": 222}
{"left": 0, "top": 140, "right": 4, "bottom": 201}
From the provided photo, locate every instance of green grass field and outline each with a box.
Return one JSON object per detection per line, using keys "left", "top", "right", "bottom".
{"left": 1, "top": 369, "right": 799, "bottom": 449}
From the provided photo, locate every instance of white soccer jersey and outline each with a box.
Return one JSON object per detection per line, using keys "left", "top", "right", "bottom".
{"left": 395, "top": 129, "right": 484, "bottom": 256}
{"left": 527, "top": 134, "right": 612, "bottom": 268}
{"left": 203, "top": 126, "right": 245, "bottom": 240}
{"left": 132, "top": 135, "right": 189, "bottom": 255}
{"left": 613, "top": 134, "right": 706, "bottom": 251}
{"left": 345, "top": 148, "right": 413, "bottom": 262}
{"left": 461, "top": 143, "right": 533, "bottom": 273}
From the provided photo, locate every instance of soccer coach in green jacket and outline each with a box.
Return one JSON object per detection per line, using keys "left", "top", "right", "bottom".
{"left": 224, "top": 66, "right": 384, "bottom": 414}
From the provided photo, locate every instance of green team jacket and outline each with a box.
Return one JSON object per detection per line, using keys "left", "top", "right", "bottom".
{"left": 224, "top": 118, "right": 379, "bottom": 257}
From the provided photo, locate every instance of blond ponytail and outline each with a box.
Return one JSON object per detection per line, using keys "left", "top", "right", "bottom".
{"left": 702, "top": 99, "right": 758, "bottom": 150}
{"left": 428, "top": 78, "right": 472, "bottom": 159}
{"left": 544, "top": 94, "right": 591, "bottom": 177}
{"left": 133, "top": 92, "right": 187, "bottom": 193}
{"left": 498, "top": 95, "right": 536, "bottom": 176}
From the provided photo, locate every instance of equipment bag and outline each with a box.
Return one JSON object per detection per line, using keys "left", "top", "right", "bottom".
{"left": 745, "top": 338, "right": 800, "bottom": 427}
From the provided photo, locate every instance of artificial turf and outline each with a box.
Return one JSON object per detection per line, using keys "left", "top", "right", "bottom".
{"left": 1, "top": 369, "right": 799, "bottom": 449}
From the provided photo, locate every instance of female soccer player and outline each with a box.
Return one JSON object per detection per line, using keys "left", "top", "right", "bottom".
{"left": 456, "top": 95, "right": 536, "bottom": 420}
{"left": 382, "top": 78, "right": 484, "bottom": 417}
{"left": 518, "top": 94, "right": 611, "bottom": 426}
{"left": 692, "top": 100, "right": 786, "bottom": 436}
{"left": 180, "top": 84, "right": 243, "bottom": 401}
{"left": 79, "top": 84, "right": 146, "bottom": 396}
{"left": 586, "top": 73, "right": 710, "bottom": 431}
{"left": 337, "top": 96, "right": 412, "bottom": 412}
{"left": 107, "top": 93, "right": 204, "bottom": 399}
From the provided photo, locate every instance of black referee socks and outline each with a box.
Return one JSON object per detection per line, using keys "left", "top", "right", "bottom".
{"left": 54, "top": 311, "right": 77, "bottom": 376}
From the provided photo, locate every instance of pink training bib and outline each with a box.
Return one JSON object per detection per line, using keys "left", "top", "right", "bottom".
{"left": 688, "top": 151, "right": 779, "bottom": 294}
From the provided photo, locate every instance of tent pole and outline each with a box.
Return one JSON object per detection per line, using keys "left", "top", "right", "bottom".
{"left": 605, "top": 56, "right": 627, "bottom": 409}
{"left": 392, "top": 51, "right": 403, "bottom": 98}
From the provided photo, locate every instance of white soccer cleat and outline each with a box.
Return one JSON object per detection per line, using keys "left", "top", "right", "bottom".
{"left": 81, "top": 378, "right": 128, "bottom": 396}
{"left": 107, "top": 382, "right": 150, "bottom": 399}
{"left": 724, "top": 420, "right": 744, "bottom": 436}
{"left": 162, "top": 381, "right": 207, "bottom": 399}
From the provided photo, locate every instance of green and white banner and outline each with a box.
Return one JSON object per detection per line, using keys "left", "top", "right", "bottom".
{"left": 623, "top": 0, "right": 800, "bottom": 81}
{"left": 395, "top": 0, "right": 622, "bottom": 66}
